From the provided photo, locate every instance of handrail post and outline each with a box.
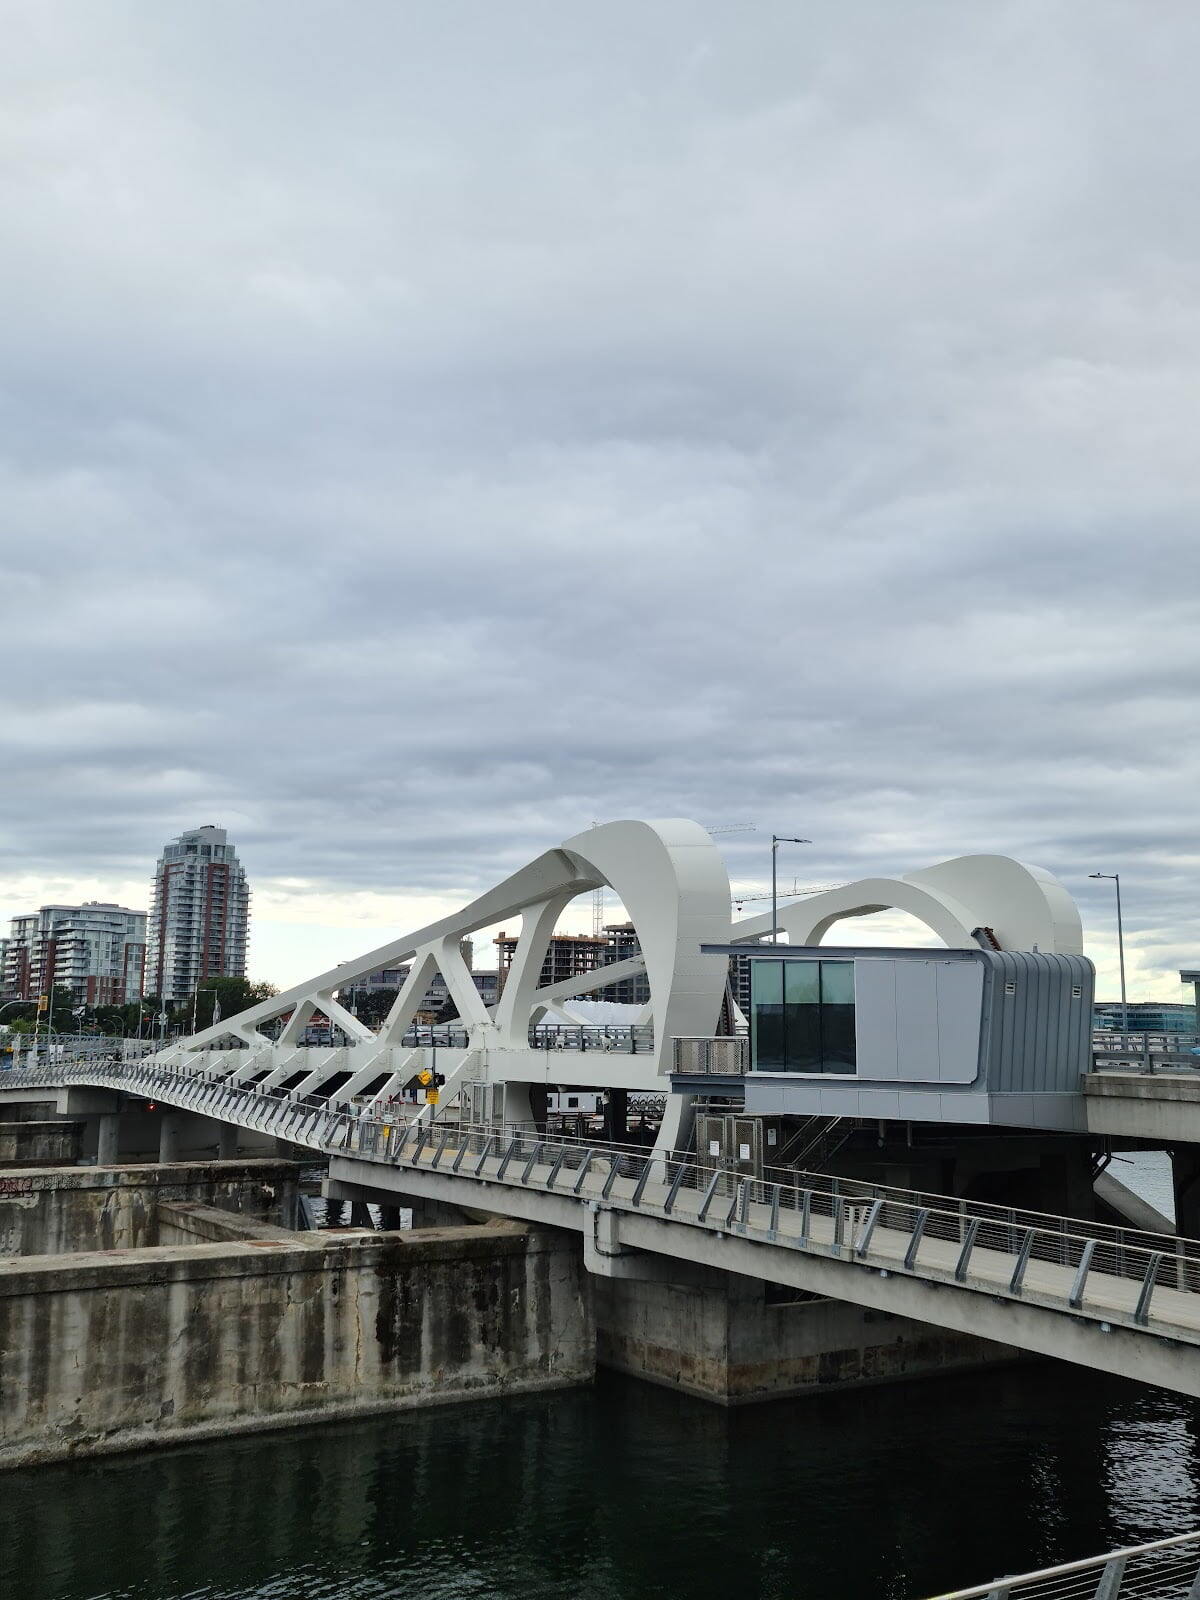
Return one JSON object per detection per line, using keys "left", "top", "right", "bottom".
{"left": 1069, "top": 1238, "right": 1097, "bottom": 1308}
{"left": 497, "top": 1138, "right": 520, "bottom": 1181}
{"left": 662, "top": 1161, "right": 688, "bottom": 1216}
{"left": 601, "top": 1154, "right": 622, "bottom": 1200}
{"left": 473, "top": 1134, "right": 496, "bottom": 1176}
{"left": 904, "top": 1210, "right": 928, "bottom": 1269}
{"left": 545, "top": 1147, "right": 569, "bottom": 1190}
{"left": 1135, "top": 1253, "right": 1163, "bottom": 1325}
{"left": 573, "top": 1149, "right": 598, "bottom": 1195}
{"left": 697, "top": 1169, "right": 723, "bottom": 1224}
{"left": 955, "top": 1217, "right": 981, "bottom": 1281}
{"left": 521, "top": 1142, "right": 544, "bottom": 1184}
{"left": 856, "top": 1198, "right": 884, "bottom": 1258}
{"left": 631, "top": 1156, "right": 655, "bottom": 1207}
{"left": 1094, "top": 1554, "right": 1127, "bottom": 1598}
{"left": 767, "top": 1184, "right": 781, "bottom": 1239}
{"left": 798, "top": 1189, "right": 811, "bottom": 1247}
{"left": 1010, "top": 1229, "right": 1036, "bottom": 1294}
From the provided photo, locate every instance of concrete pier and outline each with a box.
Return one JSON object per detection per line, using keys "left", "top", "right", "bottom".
{"left": 595, "top": 1268, "right": 1016, "bottom": 1404}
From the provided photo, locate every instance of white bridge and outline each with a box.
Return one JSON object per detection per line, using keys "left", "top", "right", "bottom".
{"left": 7, "top": 1049, "right": 1200, "bottom": 1400}
{"left": 11, "top": 817, "right": 1199, "bottom": 1395}
{"left": 108, "top": 816, "right": 1087, "bottom": 1152}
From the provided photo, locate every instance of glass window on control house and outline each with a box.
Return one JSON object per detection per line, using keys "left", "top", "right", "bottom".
{"left": 750, "top": 959, "right": 857, "bottom": 1074}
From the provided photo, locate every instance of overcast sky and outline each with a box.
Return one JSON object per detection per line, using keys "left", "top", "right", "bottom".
{"left": 3, "top": 1, "right": 1198, "bottom": 997}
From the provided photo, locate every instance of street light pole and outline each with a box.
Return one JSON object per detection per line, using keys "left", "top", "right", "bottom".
{"left": 771, "top": 835, "right": 812, "bottom": 945}
{"left": 1089, "top": 872, "right": 1128, "bottom": 1033}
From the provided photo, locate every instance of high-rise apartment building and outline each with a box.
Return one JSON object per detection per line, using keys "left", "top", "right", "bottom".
{"left": 146, "top": 825, "right": 250, "bottom": 1001}
{"left": 2, "top": 903, "right": 146, "bottom": 1006}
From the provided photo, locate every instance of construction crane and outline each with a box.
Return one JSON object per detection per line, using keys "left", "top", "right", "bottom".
{"left": 731, "top": 883, "right": 847, "bottom": 913}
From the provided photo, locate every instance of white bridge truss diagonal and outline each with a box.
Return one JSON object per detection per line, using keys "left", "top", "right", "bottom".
{"left": 142, "top": 818, "right": 1081, "bottom": 1146}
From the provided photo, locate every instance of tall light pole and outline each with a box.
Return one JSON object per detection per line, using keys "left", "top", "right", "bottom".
{"left": 1089, "top": 872, "right": 1128, "bottom": 1033}
{"left": 771, "top": 835, "right": 812, "bottom": 945}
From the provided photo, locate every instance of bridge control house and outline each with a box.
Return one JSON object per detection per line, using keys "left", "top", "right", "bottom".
{"left": 707, "top": 945, "right": 1095, "bottom": 1132}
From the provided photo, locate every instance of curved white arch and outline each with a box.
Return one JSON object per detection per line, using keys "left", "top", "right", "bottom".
{"left": 732, "top": 854, "right": 1083, "bottom": 955}
{"left": 182, "top": 818, "right": 733, "bottom": 1077}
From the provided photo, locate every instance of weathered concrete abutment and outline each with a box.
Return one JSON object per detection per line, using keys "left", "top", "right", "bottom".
{"left": 0, "top": 1222, "right": 594, "bottom": 1467}
{"left": 0, "top": 1160, "right": 300, "bottom": 1256}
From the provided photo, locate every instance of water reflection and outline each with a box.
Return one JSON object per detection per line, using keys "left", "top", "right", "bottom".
{"left": 2, "top": 1364, "right": 1199, "bottom": 1600}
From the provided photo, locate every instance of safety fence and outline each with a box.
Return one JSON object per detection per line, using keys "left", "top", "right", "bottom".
{"left": 7, "top": 1061, "right": 1200, "bottom": 1341}
{"left": 924, "top": 1527, "right": 1200, "bottom": 1598}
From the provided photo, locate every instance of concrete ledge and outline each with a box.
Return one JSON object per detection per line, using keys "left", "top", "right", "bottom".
{"left": 1086, "top": 1073, "right": 1200, "bottom": 1143}
{"left": 0, "top": 1159, "right": 300, "bottom": 1256}
{"left": 156, "top": 1202, "right": 301, "bottom": 1246}
{"left": 1087, "top": 1072, "right": 1200, "bottom": 1103}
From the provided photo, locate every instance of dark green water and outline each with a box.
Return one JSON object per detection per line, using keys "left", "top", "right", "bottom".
{"left": 3, "top": 1365, "right": 1199, "bottom": 1600}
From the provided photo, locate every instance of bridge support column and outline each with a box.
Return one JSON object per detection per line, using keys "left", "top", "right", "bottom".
{"left": 603, "top": 1088, "right": 628, "bottom": 1145}
{"left": 159, "top": 1113, "right": 184, "bottom": 1164}
{"left": 1173, "top": 1147, "right": 1200, "bottom": 1240}
{"left": 218, "top": 1124, "right": 239, "bottom": 1160}
{"left": 96, "top": 1112, "right": 121, "bottom": 1167}
{"left": 594, "top": 1261, "right": 1018, "bottom": 1404}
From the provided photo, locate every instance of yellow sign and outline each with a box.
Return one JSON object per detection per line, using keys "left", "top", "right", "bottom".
{"left": 417, "top": 1069, "right": 433, "bottom": 1087}
{"left": 37, "top": 995, "right": 48, "bottom": 1013}
{"left": 424, "top": 1088, "right": 439, "bottom": 1105}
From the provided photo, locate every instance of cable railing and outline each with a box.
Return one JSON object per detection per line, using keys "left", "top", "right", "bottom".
{"left": 9, "top": 1059, "right": 1200, "bottom": 1342}
{"left": 487, "top": 1120, "right": 1200, "bottom": 1273}
{"left": 345, "top": 1121, "right": 1200, "bottom": 1336}
{"left": 924, "top": 1528, "right": 1200, "bottom": 1598}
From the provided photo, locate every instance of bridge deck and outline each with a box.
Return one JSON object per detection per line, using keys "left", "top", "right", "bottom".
{"left": 8, "top": 1059, "right": 1200, "bottom": 1395}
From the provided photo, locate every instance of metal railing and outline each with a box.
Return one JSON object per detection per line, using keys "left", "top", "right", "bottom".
{"left": 673, "top": 1037, "right": 748, "bottom": 1075}
{"left": 1092, "top": 1031, "right": 1200, "bottom": 1075}
{"left": 925, "top": 1528, "right": 1200, "bottom": 1598}
{"left": 528, "top": 1024, "right": 654, "bottom": 1053}
{"left": 9, "top": 1058, "right": 1200, "bottom": 1343}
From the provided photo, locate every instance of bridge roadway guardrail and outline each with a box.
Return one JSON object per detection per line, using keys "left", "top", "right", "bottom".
{"left": 9, "top": 1059, "right": 1200, "bottom": 1346}
{"left": 925, "top": 1527, "right": 1200, "bottom": 1598}
{"left": 1092, "top": 1031, "right": 1200, "bottom": 1075}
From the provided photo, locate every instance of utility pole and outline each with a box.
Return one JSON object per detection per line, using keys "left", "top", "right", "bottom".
{"left": 771, "top": 835, "right": 812, "bottom": 945}
{"left": 1089, "top": 872, "right": 1128, "bottom": 1032}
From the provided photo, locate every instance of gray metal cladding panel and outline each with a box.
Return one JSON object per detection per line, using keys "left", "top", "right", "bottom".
{"left": 933, "top": 960, "right": 985, "bottom": 1083}
{"left": 980, "top": 952, "right": 1094, "bottom": 1093}
{"left": 895, "top": 961, "right": 941, "bottom": 1082}
{"left": 854, "top": 956, "right": 982, "bottom": 1085}
{"left": 853, "top": 959, "right": 899, "bottom": 1080}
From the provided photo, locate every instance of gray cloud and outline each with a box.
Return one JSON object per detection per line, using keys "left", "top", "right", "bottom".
{"left": 2, "top": 1, "right": 1198, "bottom": 992}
